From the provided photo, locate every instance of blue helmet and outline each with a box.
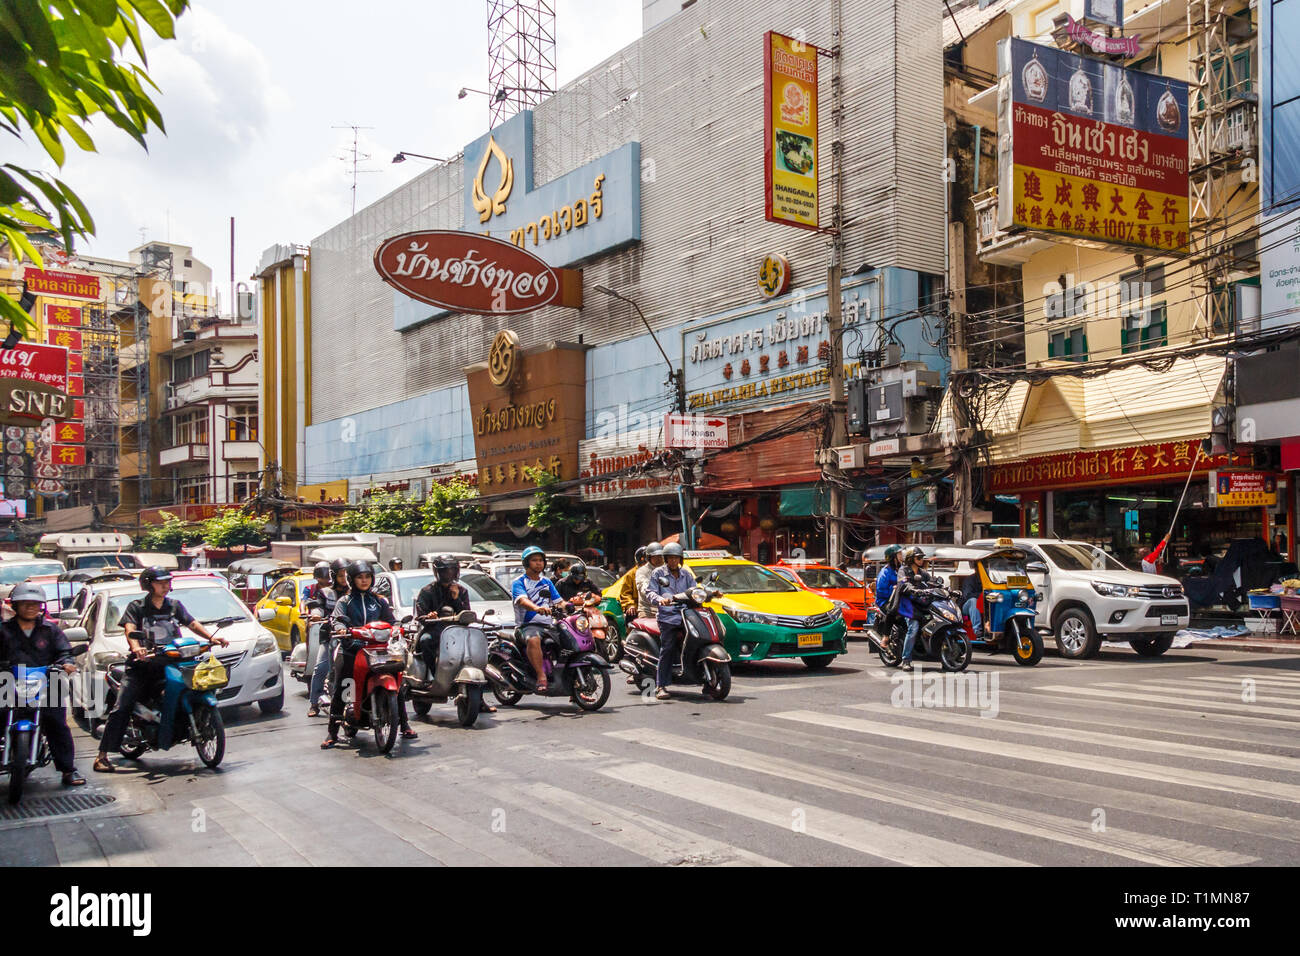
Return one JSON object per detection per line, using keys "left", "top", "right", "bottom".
{"left": 521, "top": 546, "right": 546, "bottom": 568}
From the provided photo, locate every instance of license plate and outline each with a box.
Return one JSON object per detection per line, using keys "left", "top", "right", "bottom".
{"left": 1006, "top": 575, "right": 1030, "bottom": 588}
{"left": 1161, "top": 614, "right": 1178, "bottom": 626}
{"left": 797, "top": 633, "right": 823, "bottom": 647}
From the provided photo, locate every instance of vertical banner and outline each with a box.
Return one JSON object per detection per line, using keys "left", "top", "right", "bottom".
{"left": 44, "top": 304, "right": 83, "bottom": 327}
{"left": 999, "top": 37, "right": 1189, "bottom": 253}
{"left": 764, "top": 31, "right": 819, "bottom": 230}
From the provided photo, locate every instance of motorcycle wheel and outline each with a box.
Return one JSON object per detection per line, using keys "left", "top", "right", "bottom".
{"left": 940, "top": 631, "right": 973, "bottom": 672}
{"left": 704, "top": 662, "right": 731, "bottom": 701}
{"left": 411, "top": 699, "right": 433, "bottom": 717}
{"left": 456, "top": 685, "right": 482, "bottom": 727}
{"left": 571, "top": 667, "right": 611, "bottom": 712}
{"left": 491, "top": 679, "right": 523, "bottom": 707}
{"left": 1010, "top": 620, "right": 1044, "bottom": 666}
{"left": 6, "top": 729, "right": 31, "bottom": 804}
{"left": 118, "top": 736, "right": 147, "bottom": 760}
{"left": 194, "top": 707, "right": 225, "bottom": 768}
{"left": 601, "top": 635, "right": 623, "bottom": 664}
{"left": 372, "top": 689, "right": 400, "bottom": 755}
{"left": 875, "top": 632, "right": 902, "bottom": 668}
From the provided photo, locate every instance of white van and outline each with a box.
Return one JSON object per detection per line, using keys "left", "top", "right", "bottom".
{"left": 36, "top": 532, "right": 139, "bottom": 571}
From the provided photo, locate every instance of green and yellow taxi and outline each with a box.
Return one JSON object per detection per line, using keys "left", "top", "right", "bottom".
{"left": 253, "top": 570, "right": 317, "bottom": 653}
{"left": 606, "top": 551, "right": 846, "bottom": 669}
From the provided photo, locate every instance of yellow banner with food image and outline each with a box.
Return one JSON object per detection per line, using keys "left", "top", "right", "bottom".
{"left": 765, "top": 30, "right": 818, "bottom": 230}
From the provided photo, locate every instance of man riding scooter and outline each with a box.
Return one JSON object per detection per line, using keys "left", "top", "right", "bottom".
{"left": 413, "top": 555, "right": 495, "bottom": 714}
{"left": 557, "top": 561, "right": 599, "bottom": 603}
{"left": 643, "top": 542, "right": 696, "bottom": 700}
{"left": 636, "top": 543, "right": 665, "bottom": 622}
{"left": 511, "top": 546, "right": 569, "bottom": 693}
{"left": 94, "top": 567, "right": 228, "bottom": 773}
{"left": 306, "top": 558, "right": 349, "bottom": 718}
{"left": 0, "top": 582, "right": 85, "bottom": 787}
{"left": 898, "top": 547, "right": 945, "bottom": 672}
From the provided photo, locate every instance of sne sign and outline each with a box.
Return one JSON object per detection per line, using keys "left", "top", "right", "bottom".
{"left": 374, "top": 230, "right": 579, "bottom": 316}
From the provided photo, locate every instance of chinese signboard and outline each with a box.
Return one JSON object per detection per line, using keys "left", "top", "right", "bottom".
{"left": 989, "top": 440, "right": 1249, "bottom": 493}
{"left": 54, "top": 422, "right": 84, "bottom": 444}
{"left": 44, "top": 304, "right": 82, "bottom": 327}
{"left": 52, "top": 444, "right": 86, "bottom": 467}
{"left": 46, "top": 328, "right": 82, "bottom": 351}
{"left": 764, "top": 31, "right": 819, "bottom": 230}
{"left": 23, "top": 268, "right": 100, "bottom": 300}
{"left": 1209, "top": 471, "right": 1278, "bottom": 508}
{"left": 998, "top": 38, "right": 1189, "bottom": 253}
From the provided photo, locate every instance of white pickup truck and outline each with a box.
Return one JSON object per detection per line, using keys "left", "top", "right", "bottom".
{"left": 968, "top": 537, "right": 1189, "bottom": 659}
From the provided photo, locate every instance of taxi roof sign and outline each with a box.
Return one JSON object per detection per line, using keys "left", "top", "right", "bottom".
{"left": 996, "top": 537, "right": 1015, "bottom": 548}
{"left": 683, "top": 550, "right": 733, "bottom": 559}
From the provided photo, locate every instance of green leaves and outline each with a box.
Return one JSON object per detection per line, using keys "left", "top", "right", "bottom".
{"left": 0, "top": 0, "right": 189, "bottom": 338}
{"left": 200, "top": 510, "right": 267, "bottom": 549}
{"left": 137, "top": 511, "right": 202, "bottom": 551}
{"left": 324, "top": 484, "right": 485, "bottom": 537}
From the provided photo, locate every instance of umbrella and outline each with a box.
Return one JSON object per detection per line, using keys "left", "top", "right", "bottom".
{"left": 660, "top": 532, "right": 731, "bottom": 550}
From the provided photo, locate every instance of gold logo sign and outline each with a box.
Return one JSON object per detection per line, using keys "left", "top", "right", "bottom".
{"left": 488, "top": 330, "right": 521, "bottom": 388}
{"left": 758, "top": 253, "right": 790, "bottom": 298}
{"left": 472, "top": 136, "right": 514, "bottom": 224}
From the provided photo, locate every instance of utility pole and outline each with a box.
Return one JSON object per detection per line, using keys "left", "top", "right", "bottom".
{"left": 948, "top": 146, "right": 972, "bottom": 545}
{"left": 825, "top": 0, "right": 846, "bottom": 566}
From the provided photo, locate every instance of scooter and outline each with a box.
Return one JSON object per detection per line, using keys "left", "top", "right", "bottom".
{"left": 485, "top": 603, "right": 613, "bottom": 711}
{"left": 868, "top": 588, "right": 972, "bottom": 672}
{"left": 328, "top": 620, "right": 408, "bottom": 754}
{"left": 620, "top": 586, "right": 732, "bottom": 700}
{"left": 1, "top": 646, "right": 88, "bottom": 804}
{"left": 579, "top": 595, "right": 622, "bottom": 664}
{"left": 107, "top": 623, "right": 236, "bottom": 770}
{"left": 401, "top": 608, "right": 490, "bottom": 728}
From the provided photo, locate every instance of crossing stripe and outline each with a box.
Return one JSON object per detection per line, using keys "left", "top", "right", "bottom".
{"left": 1188, "top": 675, "right": 1300, "bottom": 689}
{"left": 769, "top": 710, "right": 1300, "bottom": 803}
{"left": 1122, "top": 679, "right": 1300, "bottom": 702}
{"left": 606, "top": 727, "right": 1257, "bottom": 866}
{"left": 196, "top": 795, "right": 313, "bottom": 866}
{"left": 843, "top": 702, "right": 1300, "bottom": 774}
{"left": 594, "top": 760, "right": 1034, "bottom": 867}
{"left": 1009, "top": 687, "right": 1300, "bottom": 731}
{"left": 1034, "top": 684, "right": 1300, "bottom": 720}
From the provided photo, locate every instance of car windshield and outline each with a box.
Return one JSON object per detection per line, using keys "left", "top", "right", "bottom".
{"left": 73, "top": 554, "right": 140, "bottom": 570}
{"left": 1040, "top": 543, "right": 1130, "bottom": 573}
{"left": 797, "top": 568, "right": 860, "bottom": 589}
{"left": 394, "top": 573, "right": 435, "bottom": 606}
{"left": 462, "top": 572, "right": 510, "bottom": 601}
{"left": 0, "top": 562, "right": 64, "bottom": 585}
{"left": 104, "top": 587, "right": 250, "bottom": 633}
{"left": 690, "top": 564, "right": 797, "bottom": 593}
{"left": 37, "top": 581, "right": 84, "bottom": 607}
{"left": 494, "top": 566, "right": 524, "bottom": 589}
{"left": 983, "top": 555, "right": 1030, "bottom": 584}
{"left": 585, "top": 567, "right": 615, "bottom": 589}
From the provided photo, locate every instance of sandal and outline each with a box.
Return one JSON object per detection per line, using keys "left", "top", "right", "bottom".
{"left": 62, "top": 770, "right": 86, "bottom": 786}
{"left": 320, "top": 737, "right": 338, "bottom": 750}
{"left": 482, "top": 702, "right": 497, "bottom": 713}
{"left": 655, "top": 687, "right": 671, "bottom": 700}
{"left": 92, "top": 754, "right": 115, "bottom": 773}
{"left": 400, "top": 728, "right": 419, "bottom": 739}
{"left": 307, "top": 707, "right": 319, "bottom": 718}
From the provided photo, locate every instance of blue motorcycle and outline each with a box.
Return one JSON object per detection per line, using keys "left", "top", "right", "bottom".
{"left": 2, "top": 645, "right": 88, "bottom": 804}
{"left": 106, "top": 623, "right": 236, "bottom": 769}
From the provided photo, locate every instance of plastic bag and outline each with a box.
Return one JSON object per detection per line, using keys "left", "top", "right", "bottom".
{"left": 190, "top": 652, "right": 228, "bottom": 691}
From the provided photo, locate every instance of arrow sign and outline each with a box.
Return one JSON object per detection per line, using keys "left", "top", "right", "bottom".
{"left": 665, "top": 413, "right": 730, "bottom": 450}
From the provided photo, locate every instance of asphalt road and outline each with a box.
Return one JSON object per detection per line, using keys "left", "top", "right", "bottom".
{"left": 3, "top": 640, "right": 1299, "bottom": 867}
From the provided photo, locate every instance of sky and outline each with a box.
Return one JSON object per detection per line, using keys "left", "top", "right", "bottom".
{"left": 16, "top": 0, "right": 643, "bottom": 308}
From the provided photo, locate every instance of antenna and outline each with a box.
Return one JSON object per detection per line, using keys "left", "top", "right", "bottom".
{"left": 332, "top": 124, "right": 376, "bottom": 215}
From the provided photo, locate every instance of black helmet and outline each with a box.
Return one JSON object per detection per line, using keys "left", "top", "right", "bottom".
{"left": 568, "top": 561, "right": 587, "bottom": 581}
{"left": 346, "top": 559, "right": 374, "bottom": 588}
{"left": 904, "top": 546, "right": 928, "bottom": 565}
{"left": 388, "top": 557, "right": 403, "bottom": 570}
{"left": 139, "top": 566, "right": 172, "bottom": 589}
{"left": 634, "top": 546, "right": 647, "bottom": 564}
{"left": 432, "top": 554, "right": 460, "bottom": 585}
{"left": 313, "top": 561, "right": 331, "bottom": 582}
{"left": 884, "top": 544, "right": 903, "bottom": 565}
{"left": 329, "top": 557, "right": 349, "bottom": 573}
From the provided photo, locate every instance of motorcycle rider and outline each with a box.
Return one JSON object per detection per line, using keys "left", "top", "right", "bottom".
{"left": 94, "top": 567, "right": 228, "bottom": 773}
{"left": 0, "top": 582, "right": 84, "bottom": 786}
{"left": 388, "top": 557, "right": 404, "bottom": 572}
{"left": 643, "top": 542, "right": 696, "bottom": 700}
{"left": 412, "top": 555, "right": 496, "bottom": 715}
{"left": 635, "top": 542, "right": 665, "bottom": 621}
{"left": 511, "top": 546, "right": 566, "bottom": 693}
{"left": 322, "top": 560, "right": 408, "bottom": 748}
{"left": 873, "top": 545, "right": 905, "bottom": 650}
{"left": 305, "top": 558, "right": 349, "bottom": 717}
{"left": 557, "top": 561, "right": 598, "bottom": 603}
{"left": 612, "top": 547, "right": 647, "bottom": 620}
{"left": 898, "top": 547, "right": 944, "bottom": 672}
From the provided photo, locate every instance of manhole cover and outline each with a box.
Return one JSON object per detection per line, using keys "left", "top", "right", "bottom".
{"left": 0, "top": 792, "right": 116, "bottom": 821}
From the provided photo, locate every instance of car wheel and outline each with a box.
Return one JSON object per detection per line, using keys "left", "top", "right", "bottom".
{"left": 1054, "top": 608, "right": 1100, "bottom": 659}
{"left": 1130, "top": 633, "right": 1176, "bottom": 657}
{"left": 802, "top": 655, "right": 835, "bottom": 670}
{"left": 258, "top": 681, "right": 285, "bottom": 714}
{"left": 289, "top": 626, "right": 301, "bottom": 654}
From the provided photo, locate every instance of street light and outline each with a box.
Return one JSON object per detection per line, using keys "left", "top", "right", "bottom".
{"left": 392, "top": 151, "right": 449, "bottom": 164}
{"left": 457, "top": 87, "right": 491, "bottom": 100}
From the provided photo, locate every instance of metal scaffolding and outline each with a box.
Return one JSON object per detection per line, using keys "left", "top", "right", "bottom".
{"left": 486, "top": 0, "right": 557, "bottom": 129}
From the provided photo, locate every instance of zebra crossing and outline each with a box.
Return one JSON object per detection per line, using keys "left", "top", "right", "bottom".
{"left": 8, "top": 656, "right": 1299, "bottom": 866}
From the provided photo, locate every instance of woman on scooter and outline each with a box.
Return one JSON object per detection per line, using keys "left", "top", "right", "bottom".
{"left": 322, "top": 560, "right": 409, "bottom": 748}
{"left": 898, "top": 547, "right": 945, "bottom": 672}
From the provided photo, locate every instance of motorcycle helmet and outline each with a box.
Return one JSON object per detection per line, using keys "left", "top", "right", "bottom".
{"left": 662, "top": 542, "right": 685, "bottom": 561}
{"left": 313, "top": 561, "right": 331, "bottom": 583}
{"left": 521, "top": 545, "right": 546, "bottom": 570}
{"left": 903, "top": 546, "right": 928, "bottom": 566}
{"left": 634, "top": 546, "right": 647, "bottom": 565}
{"left": 139, "top": 566, "right": 172, "bottom": 590}
{"left": 884, "top": 544, "right": 903, "bottom": 565}
{"left": 432, "top": 554, "right": 460, "bottom": 585}
{"left": 388, "top": 557, "right": 403, "bottom": 571}
{"left": 645, "top": 542, "right": 664, "bottom": 561}
{"left": 346, "top": 559, "right": 374, "bottom": 589}
{"left": 9, "top": 581, "right": 46, "bottom": 606}
{"left": 568, "top": 561, "right": 587, "bottom": 583}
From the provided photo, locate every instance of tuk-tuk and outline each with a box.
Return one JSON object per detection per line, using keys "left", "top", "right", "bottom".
{"left": 226, "top": 558, "right": 299, "bottom": 610}
{"left": 934, "top": 540, "right": 1044, "bottom": 666}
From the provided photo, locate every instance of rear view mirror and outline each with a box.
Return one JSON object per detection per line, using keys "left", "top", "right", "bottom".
{"left": 257, "top": 607, "right": 276, "bottom": 623}
{"left": 63, "top": 626, "right": 89, "bottom": 644}
{"left": 1026, "top": 562, "right": 1047, "bottom": 574}
{"left": 482, "top": 608, "right": 495, "bottom": 617}
{"left": 276, "top": 597, "right": 292, "bottom": 607}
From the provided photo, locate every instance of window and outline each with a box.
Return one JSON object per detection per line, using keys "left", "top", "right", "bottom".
{"left": 171, "top": 350, "right": 208, "bottom": 383}
{"left": 193, "top": 350, "right": 209, "bottom": 379}
{"left": 1122, "top": 307, "right": 1168, "bottom": 352}
{"left": 179, "top": 475, "right": 209, "bottom": 505}
{"left": 1048, "top": 327, "right": 1088, "bottom": 362}
{"left": 226, "top": 403, "right": 258, "bottom": 442}
{"left": 230, "top": 471, "right": 259, "bottom": 503}
{"left": 1119, "top": 266, "right": 1167, "bottom": 353}
{"left": 173, "top": 410, "right": 207, "bottom": 446}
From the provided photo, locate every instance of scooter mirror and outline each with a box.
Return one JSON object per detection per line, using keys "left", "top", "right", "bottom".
{"left": 457, "top": 609, "right": 477, "bottom": 624}
{"left": 482, "top": 608, "right": 495, "bottom": 617}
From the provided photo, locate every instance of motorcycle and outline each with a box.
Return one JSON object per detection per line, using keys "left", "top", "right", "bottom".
{"left": 620, "top": 586, "right": 732, "bottom": 700}
{"left": 575, "top": 593, "right": 621, "bottom": 664}
{"left": 485, "top": 603, "right": 613, "bottom": 711}
{"left": 868, "top": 588, "right": 972, "bottom": 672}
{"left": 401, "top": 608, "right": 490, "bottom": 728}
{"left": 107, "top": 623, "right": 236, "bottom": 770}
{"left": 330, "top": 620, "right": 408, "bottom": 754}
{"left": 2, "top": 646, "right": 88, "bottom": 804}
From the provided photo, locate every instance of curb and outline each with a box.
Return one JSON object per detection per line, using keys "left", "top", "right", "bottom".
{"left": 1186, "top": 639, "right": 1300, "bottom": 655}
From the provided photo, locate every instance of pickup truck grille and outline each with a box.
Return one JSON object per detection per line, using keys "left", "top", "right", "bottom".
{"left": 1134, "top": 584, "right": 1184, "bottom": 600}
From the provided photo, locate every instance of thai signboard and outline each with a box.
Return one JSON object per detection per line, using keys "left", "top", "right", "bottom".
{"left": 23, "top": 268, "right": 100, "bottom": 300}
{"left": 0, "top": 343, "right": 73, "bottom": 427}
{"left": 664, "top": 414, "right": 729, "bottom": 450}
{"left": 1066, "top": 15, "right": 1139, "bottom": 57}
{"left": 764, "top": 31, "right": 819, "bottom": 230}
{"left": 1210, "top": 470, "right": 1278, "bottom": 508}
{"left": 998, "top": 38, "right": 1189, "bottom": 253}
{"left": 579, "top": 431, "right": 671, "bottom": 502}
{"left": 989, "top": 440, "right": 1248, "bottom": 493}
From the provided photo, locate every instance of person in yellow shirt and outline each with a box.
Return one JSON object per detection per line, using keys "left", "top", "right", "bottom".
{"left": 614, "top": 546, "right": 648, "bottom": 617}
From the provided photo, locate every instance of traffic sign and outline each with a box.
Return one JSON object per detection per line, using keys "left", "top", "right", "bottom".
{"left": 664, "top": 413, "right": 729, "bottom": 450}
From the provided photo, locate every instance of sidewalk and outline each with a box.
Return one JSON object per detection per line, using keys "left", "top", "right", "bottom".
{"left": 1181, "top": 620, "right": 1300, "bottom": 655}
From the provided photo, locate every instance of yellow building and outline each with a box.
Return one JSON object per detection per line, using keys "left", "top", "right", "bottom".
{"left": 254, "top": 244, "right": 311, "bottom": 501}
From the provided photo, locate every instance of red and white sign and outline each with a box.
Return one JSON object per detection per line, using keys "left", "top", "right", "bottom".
{"left": 44, "top": 304, "right": 83, "bottom": 327}
{"left": 665, "top": 413, "right": 729, "bottom": 450}
{"left": 1066, "top": 15, "right": 1140, "bottom": 57}
{"left": 374, "top": 230, "right": 563, "bottom": 316}
{"left": 0, "top": 342, "right": 68, "bottom": 392}
{"left": 46, "top": 328, "right": 82, "bottom": 351}
{"left": 23, "top": 268, "right": 100, "bottom": 300}
{"left": 54, "top": 422, "right": 84, "bottom": 444}
{"left": 52, "top": 444, "right": 85, "bottom": 467}
{"left": 72, "top": 399, "right": 84, "bottom": 419}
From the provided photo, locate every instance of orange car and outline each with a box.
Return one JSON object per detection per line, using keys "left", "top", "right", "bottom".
{"left": 767, "top": 562, "right": 876, "bottom": 632}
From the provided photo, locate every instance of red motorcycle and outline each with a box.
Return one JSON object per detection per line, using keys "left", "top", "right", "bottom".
{"left": 333, "top": 622, "right": 408, "bottom": 754}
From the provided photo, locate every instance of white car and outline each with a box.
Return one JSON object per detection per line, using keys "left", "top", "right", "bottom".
{"left": 374, "top": 568, "right": 515, "bottom": 623}
{"left": 968, "top": 537, "right": 1190, "bottom": 659}
{"left": 66, "top": 579, "right": 286, "bottom": 722}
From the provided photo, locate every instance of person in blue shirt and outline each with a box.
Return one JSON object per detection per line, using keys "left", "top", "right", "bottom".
{"left": 642, "top": 542, "right": 697, "bottom": 700}
{"left": 873, "top": 545, "right": 905, "bottom": 652}
{"left": 511, "top": 546, "right": 565, "bottom": 692}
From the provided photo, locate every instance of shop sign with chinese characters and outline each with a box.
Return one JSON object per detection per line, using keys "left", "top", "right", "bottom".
{"left": 1209, "top": 471, "right": 1278, "bottom": 508}
{"left": 998, "top": 38, "right": 1189, "bottom": 253}
{"left": 989, "top": 440, "right": 1249, "bottom": 493}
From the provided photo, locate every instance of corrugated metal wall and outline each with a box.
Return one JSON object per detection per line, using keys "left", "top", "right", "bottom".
{"left": 309, "top": 0, "right": 945, "bottom": 424}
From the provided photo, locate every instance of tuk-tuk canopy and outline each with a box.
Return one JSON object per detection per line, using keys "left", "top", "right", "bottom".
{"left": 226, "top": 558, "right": 297, "bottom": 577}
